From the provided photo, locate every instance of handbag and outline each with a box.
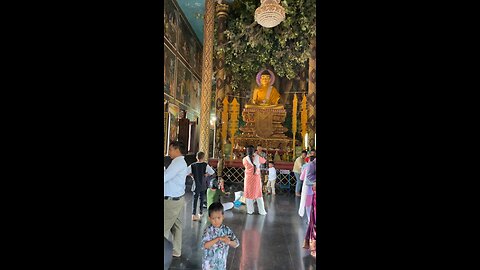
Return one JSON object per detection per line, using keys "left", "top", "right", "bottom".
{"left": 234, "top": 191, "right": 246, "bottom": 204}
{"left": 239, "top": 196, "right": 246, "bottom": 204}
{"left": 234, "top": 191, "right": 243, "bottom": 201}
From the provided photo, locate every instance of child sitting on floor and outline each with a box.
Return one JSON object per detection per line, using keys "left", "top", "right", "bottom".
{"left": 202, "top": 202, "right": 240, "bottom": 270}
{"left": 207, "top": 178, "right": 234, "bottom": 211}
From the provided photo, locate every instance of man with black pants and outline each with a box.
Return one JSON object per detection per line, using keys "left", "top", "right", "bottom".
{"left": 164, "top": 141, "right": 188, "bottom": 257}
{"left": 187, "top": 151, "right": 214, "bottom": 221}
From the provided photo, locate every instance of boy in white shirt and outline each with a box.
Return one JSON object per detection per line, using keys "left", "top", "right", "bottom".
{"left": 267, "top": 161, "right": 277, "bottom": 195}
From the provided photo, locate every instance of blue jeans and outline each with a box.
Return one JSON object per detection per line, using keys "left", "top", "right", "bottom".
{"left": 294, "top": 172, "right": 302, "bottom": 194}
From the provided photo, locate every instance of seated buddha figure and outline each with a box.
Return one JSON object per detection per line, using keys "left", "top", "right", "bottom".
{"left": 245, "top": 70, "right": 283, "bottom": 109}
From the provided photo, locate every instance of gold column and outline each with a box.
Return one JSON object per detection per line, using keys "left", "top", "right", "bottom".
{"left": 301, "top": 94, "right": 307, "bottom": 148}
{"left": 292, "top": 94, "right": 298, "bottom": 158}
{"left": 229, "top": 98, "right": 239, "bottom": 159}
{"left": 199, "top": 0, "right": 216, "bottom": 157}
{"left": 307, "top": 39, "right": 316, "bottom": 150}
{"left": 214, "top": 1, "right": 228, "bottom": 178}
{"left": 221, "top": 97, "right": 229, "bottom": 144}
{"left": 164, "top": 100, "right": 168, "bottom": 156}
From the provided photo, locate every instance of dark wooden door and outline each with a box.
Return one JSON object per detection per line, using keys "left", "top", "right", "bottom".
{"left": 178, "top": 118, "right": 190, "bottom": 147}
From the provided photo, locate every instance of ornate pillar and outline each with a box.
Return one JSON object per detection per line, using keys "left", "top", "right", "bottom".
{"left": 229, "top": 98, "right": 240, "bottom": 159}
{"left": 292, "top": 94, "right": 298, "bottom": 158}
{"left": 225, "top": 74, "right": 232, "bottom": 97}
{"left": 307, "top": 39, "right": 316, "bottom": 150}
{"left": 299, "top": 68, "right": 307, "bottom": 92}
{"left": 214, "top": 1, "right": 229, "bottom": 178}
{"left": 199, "top": 0, "right": 216, "bottom": 158}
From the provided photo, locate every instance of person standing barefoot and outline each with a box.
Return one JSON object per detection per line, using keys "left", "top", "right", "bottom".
{"left": 293, "top": 151, "right": 307, "bottom": 196}
{"left": 242, "top": 145, "right": 267, "bottom": 215}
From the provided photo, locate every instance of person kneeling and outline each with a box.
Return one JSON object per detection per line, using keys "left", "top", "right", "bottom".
{"left": 207, "top": 178, "right": 234, "bottom": 211}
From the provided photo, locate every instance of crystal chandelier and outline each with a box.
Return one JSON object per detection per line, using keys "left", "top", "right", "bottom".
{"left": 254, "top": 0, "right": 286, "bottom": 28}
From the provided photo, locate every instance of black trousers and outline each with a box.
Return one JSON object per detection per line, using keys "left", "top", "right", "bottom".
{"left": 192, "top": 190, "right": 206, "bottom": 215}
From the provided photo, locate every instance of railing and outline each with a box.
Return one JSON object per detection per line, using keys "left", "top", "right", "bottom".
{"left": 208, "top": 158, "right": 294, "bottom": 170}
{"left": 211, "top": 166, "right": 297, "bottom": 193}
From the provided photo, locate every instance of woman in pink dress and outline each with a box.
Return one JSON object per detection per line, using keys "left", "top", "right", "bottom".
{"left": 242, "top": 146, "right": 267, "bottom": 215}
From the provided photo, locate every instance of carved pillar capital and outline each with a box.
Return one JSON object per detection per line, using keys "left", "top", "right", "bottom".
{"left": 216, "top": 3, "right": 229, "bottom": 17}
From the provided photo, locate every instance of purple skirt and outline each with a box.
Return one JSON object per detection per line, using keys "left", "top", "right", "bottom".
{"left": 304, "top": 190, "right": 316, "bottom": 248}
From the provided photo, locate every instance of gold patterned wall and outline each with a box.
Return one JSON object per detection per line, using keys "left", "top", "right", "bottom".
{"left": 164, "top": 0, "right": 203, "bottom": 146}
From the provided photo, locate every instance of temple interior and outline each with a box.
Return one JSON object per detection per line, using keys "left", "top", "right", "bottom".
{"left": 164, "top": 0, "right": 317, "bottom": 269}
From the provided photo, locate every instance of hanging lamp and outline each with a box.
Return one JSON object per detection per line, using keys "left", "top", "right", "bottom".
{"left": 254, "top": 0, "right": 285, "bottom": 28}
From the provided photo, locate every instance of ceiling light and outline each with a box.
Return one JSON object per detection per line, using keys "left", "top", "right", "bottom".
{"left": 254, "top": 0, "right": 286, "bottom": 28}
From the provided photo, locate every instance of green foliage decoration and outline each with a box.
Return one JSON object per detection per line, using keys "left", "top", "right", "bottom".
{"left": 216, "top": 0, "right": 316, "bottom": 94}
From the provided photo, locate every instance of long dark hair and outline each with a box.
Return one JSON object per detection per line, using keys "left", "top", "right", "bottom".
{"left": 246, "top": 145, "right": 256, "bottom": 174}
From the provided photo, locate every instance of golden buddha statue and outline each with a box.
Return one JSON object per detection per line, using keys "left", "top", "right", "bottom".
{"left": 245, "top": 70, "right": 283, "bottom": 109}
{"left": 238, "top": 69, "right": 289, "bottom": 144}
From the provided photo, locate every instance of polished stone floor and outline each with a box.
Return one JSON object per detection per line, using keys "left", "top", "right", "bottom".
{"left": 166, "top": 183, "right": 316, "bottom": 270}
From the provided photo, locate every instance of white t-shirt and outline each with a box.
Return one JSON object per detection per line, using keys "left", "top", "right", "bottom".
{"left": 268, "top": 167, "right": 277, "bottom": 181}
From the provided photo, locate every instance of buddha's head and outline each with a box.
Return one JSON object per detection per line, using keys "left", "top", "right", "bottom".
{"left": 260, "top": 71, "right": 271, "bottom": 86}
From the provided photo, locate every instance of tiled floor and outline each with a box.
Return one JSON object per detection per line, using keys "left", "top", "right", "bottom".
{"left": 166, "top": 184, "right": 316, "bottom": 270}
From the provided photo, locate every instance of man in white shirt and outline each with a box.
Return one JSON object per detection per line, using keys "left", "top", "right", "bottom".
{"left": 293, "top": 151, "right": 307, "bottom": 196}
{"left": 164, "top": 141, "right": 188, "bottom": 257}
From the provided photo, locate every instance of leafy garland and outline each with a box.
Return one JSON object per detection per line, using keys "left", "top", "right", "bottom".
{"left": 215, "top": 0, "right": 316, "bottom": 94}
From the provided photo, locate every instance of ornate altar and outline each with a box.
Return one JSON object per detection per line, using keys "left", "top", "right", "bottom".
{"left": 235, "top": 107, "right": 293, "bottom": 160}
{"left": 237, "top": 107, "right": 289, "bottom": 141}
{"left": 233, "top": 69, "right": 298, "bottom": 161}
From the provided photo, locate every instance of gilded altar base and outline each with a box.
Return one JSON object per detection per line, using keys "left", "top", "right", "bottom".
{"left": 236, "top": 107, "right": 292, "bottom": 151}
